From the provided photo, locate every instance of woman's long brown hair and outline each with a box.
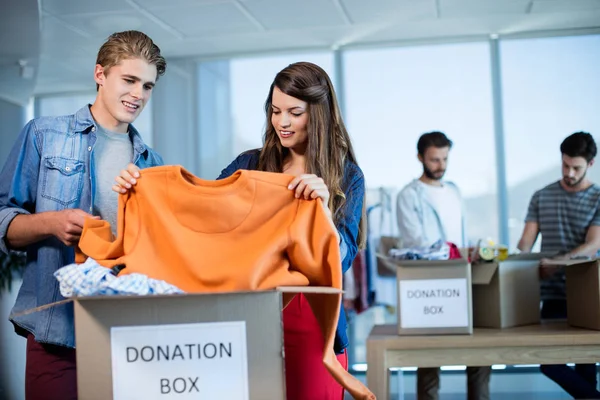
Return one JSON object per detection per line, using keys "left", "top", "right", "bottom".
{"left": 257, "top": 62, "right": 366, "bottom": 248}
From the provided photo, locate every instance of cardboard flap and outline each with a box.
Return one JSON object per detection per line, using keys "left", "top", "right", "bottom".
{"left": 12, "top": 287, "right": 343, "bottom": 318}
{"left": 10, "top": 298, "right": 73, "bottom": 318}
{"left": 375, "top": 253, "right": 397, "bottom": 277}
{"left": 471, "top": 252, "right": 555, "bottom": 286}
{"left": 275, "top": 286, "right": 343, "bottom": 294}
{"left": 471, "top": 262, "right": 498, "bottom": 285}
{"left": 376, "top": 236, "right": 401, "bottom": 278}
{"left": 72, "top": 287, "right": 343, "bottom": 300}
{"left": 542, "top": 258, "right": 598, "bottom": 267}
{"left": 391, "top": 258, "right": 468, "bottom": 268}
{"left": 378, "top": 236, "right": 400, "bottom": 253}
{"left": 504, "top": 252, "right": 555, "bottom": 262}
{"left": 74, "top": 291, "right": 262, "bottom": 302}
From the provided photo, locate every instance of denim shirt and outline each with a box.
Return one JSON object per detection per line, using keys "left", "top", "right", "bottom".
{"left": 218, "top": 149, "right": 365, "bottom": 354}
{"left": 0, "top": 105, "right": 163, "bottom": 347}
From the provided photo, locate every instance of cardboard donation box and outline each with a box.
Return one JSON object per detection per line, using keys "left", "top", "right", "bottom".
{"left": 74, "top": 287, "right": 338, "bottom": 400}
{"left": 393, "top": 257, "right": 472, "bottom": 335}
{"left": 563, "top": 259, "right": 600, "bottom": 330}
{"left": 471, "top": 254, "right": 542, "bottom": 329}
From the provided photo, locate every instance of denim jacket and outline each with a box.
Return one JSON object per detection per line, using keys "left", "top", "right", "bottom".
{"left": 0, "top": 105, "right": 163, "bottom": 347}
{"left": 218, "top": 149, "right": 365, "bottom": 354}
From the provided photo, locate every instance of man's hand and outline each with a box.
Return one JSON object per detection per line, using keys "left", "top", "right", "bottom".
{"left": 48, "top": 209, "right": 100, "bottom": 246}
{"left": 113, "top": 163, "right": 141, "bottom": 194}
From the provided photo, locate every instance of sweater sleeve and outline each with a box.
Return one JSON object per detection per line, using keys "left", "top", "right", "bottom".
{"left": 287, "top": 198, "right": 342, "bottom": 288}
{"left": 287, "top": 198, "right": 374, "bottom": 400}
{"left": 76, "top": 191, "right": 132, "bottom": 265}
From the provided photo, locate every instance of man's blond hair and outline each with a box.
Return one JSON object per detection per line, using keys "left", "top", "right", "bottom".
{"left": 95, "top": 30, "right": 166, "bottom": 90}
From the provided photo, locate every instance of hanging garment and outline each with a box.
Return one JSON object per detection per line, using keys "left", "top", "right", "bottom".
{"left": 345, "top": 249, "right": 369, "bottom": 314}
{"left": 76, "top": 165, "right": 374, "bottom": 400}
{"left": 388, "top": 239, "right": 451, "bottom": 260}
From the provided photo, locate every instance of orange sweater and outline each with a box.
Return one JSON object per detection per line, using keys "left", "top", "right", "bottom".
{"left": 77, "top": 166, "right": 374, "bottom": 400}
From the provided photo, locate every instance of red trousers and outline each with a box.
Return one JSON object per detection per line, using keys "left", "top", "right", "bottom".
{"left": 25, "top": 334, "right": 77, "bottom": 400}
{"left": 283, "top": 294, "right": 348, "bottom": 400}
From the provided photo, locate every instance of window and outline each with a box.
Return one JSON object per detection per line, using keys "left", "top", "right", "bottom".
{"left": 36, "top": 93, "right": 96, "bottom": 118}
{"left": 344, "top": 42, "right": 497, "bottom": 244}
{"left": 501, "top": 35, "right": 600, "bottom": 250}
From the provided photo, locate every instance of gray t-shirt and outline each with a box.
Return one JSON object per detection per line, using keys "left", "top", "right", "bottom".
{"left": 526, "top": 180, "right": 600, "bottom": 299}
{"left": 92, "top": 125, "right": 134, "bottom": 236}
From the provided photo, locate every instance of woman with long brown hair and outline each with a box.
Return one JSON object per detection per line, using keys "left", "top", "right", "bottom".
{"left": 114, "top": 61, "right": 368, "bottom": 399}
{"left": 217, "top": 61, "right": 366, "bottom": 399}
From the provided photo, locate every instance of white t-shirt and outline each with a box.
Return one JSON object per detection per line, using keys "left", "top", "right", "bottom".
{"left": 420, "top": 181, "right": 464, "bottom": 246}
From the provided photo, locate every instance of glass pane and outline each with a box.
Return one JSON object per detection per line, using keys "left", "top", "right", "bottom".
{"left": 36, "top": 93, "right": 96, "bottom": 118}
{"left": 501, "top": 35, "right": 600, "bottom": 250}
{"left": 344, "top": 42, "right": 497, "bottom": 244}
{"left": 36, "top": 94, "right": 154, "bottom": 147}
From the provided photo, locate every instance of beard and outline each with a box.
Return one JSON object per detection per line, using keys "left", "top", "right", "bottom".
{"left": 563, "top": 173, "right": 586, "bottom": 187}
{"left": 423, "top": 165, "right": 445, "bottom": 180}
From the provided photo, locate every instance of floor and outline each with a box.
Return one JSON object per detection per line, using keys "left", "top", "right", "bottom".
{"left": 344, "top": 368, "right": 579, "bottom": 399}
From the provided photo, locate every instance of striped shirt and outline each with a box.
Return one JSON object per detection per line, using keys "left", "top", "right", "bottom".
{"left": 526, "top": 181, "right": 600, "bottom": 299}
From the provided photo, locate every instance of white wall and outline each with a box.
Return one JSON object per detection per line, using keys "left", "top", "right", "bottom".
{"left": 198, "top": 60, "right": 233, "bottom": 179}
{"left": 152, "top": 60, "right": 200, "bottom": 173}
{"left": 0, "top": 97, "right": 28, "bottom": 400}
{"left": 0, "top": 99, "right": 26, "bottom": 167}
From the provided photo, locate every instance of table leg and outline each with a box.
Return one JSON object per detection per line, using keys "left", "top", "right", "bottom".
{"left": 367, "top": 342, "right": 389, "bottom": 400}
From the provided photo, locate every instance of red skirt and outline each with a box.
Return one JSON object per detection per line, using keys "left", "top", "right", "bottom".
{"left": 283, "top": 293, "right": 348, "bottom": 400}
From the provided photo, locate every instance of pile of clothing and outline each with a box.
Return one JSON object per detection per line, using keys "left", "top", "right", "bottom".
{"left": 388, "top": 239, "right": 462, "bottom": 260}
{"left": 55, "top": 258, "right": 182, "bottom": 297}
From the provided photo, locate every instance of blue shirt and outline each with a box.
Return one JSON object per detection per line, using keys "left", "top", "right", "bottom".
{"left": 218, "top": 149, "right": 365, "bottom": 354}
{"left": 0, "top": 105, "right": 163, "bottom": 347}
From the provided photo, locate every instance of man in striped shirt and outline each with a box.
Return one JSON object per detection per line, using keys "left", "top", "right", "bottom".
{"left": 517, "top": 131, "right": 600, "bottom": 399}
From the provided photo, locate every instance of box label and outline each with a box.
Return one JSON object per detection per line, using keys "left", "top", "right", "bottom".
{"left": 111, "top": 321, "right": 248, "bottom": 399}
{"left": 399, "top": 278, "right": 469, "bottom": 328}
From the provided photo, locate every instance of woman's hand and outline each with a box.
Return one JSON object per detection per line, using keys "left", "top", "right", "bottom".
{"left": 112, "top": 163, "right": 141, "bottom": 194}
{"left": 288, "top": 174, "right": 340, "bottom": 242}
{"left": 288, "top": 174, "right": 330, "bottom": 204}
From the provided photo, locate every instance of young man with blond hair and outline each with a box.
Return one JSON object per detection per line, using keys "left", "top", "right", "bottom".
{"left": 0, "top": 30, "right": 166, "bottom": 399}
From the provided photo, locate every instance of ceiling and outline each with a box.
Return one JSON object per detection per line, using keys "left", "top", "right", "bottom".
{"left": 8, "top": 0, "right": 600, "bottom": 97}
{"left": 0, "top": 0, "right": 39, "bottom": 105}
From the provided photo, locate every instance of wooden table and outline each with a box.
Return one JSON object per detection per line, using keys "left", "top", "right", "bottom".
{"left": 366, "top": 322, "right": 600, "bottom": 400}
